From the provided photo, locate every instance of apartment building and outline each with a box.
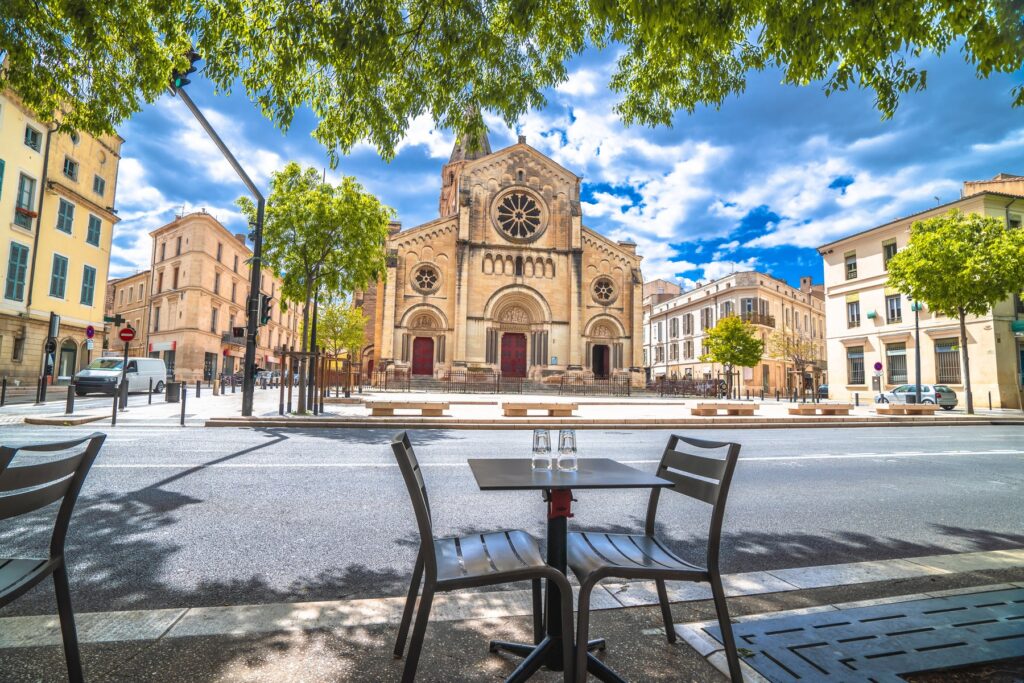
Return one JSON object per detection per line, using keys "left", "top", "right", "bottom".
{"left": 819, "top": 174, "right": 1024, "bottom": 407}
{"left": 107, "top": 210, "right": 298, "bottom": 382}
{"left": 643, "top": 271, "right": 826, "bottom": 392}
{"left": 104, "top": 270, "right": 150, "bottom": 358}
{"left": 0, "top": 89, "right": 122, "bottom": 383}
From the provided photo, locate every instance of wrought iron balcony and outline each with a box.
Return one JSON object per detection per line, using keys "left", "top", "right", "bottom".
{"left": 221, "top": 332, "right": 245, "bottom": 346}
{"left": 741, "top": 312, "right": 776, "bottom": 327}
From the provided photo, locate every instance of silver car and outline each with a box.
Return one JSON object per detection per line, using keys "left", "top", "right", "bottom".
{"left": 874, "top": 384, "right": 958, "bottom": 410}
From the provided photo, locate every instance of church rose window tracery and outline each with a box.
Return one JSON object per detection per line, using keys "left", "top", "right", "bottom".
{"left": 592, "top": 277, "right": 616, "bottom": 305}
{"left": 495, "top": 191, "right": 542, "bottom": 240}
{"left": 412, "top": 264, "right": 440, "bottom": 294}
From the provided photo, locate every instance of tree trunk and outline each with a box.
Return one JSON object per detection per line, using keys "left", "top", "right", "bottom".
{"left": 297, "top": 281, "right": 312, "bottom": 413}
{"left": 958, "top": 307, "right": 973, "bottom": 414}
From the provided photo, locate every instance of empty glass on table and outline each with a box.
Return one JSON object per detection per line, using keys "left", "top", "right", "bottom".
{"left": 532, "top": 428, "right": 553, "bottom": 470}
{"left": 557, "top": 429, "right": 577, "bottom": 471}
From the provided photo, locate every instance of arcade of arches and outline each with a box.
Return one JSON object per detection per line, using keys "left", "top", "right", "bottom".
{"left": 358, "top": 134, "right": 644, "bottom": 381}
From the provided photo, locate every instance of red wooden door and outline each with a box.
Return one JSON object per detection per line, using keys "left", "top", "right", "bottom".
{"left": 592, "top": 344, "right": 610, "bottom": 379}
{"left": 412, "top": 337, "right": 434, "bottom": 376}
{"left": 500, "top": 333, "right": 527, "bottom": 378}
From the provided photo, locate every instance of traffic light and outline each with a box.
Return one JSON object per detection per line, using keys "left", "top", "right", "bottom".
{"left": 259, "top": 294, "right": 273, "bottom": 326}
{"left": 170, "top": 49, "right": 202, "bottom": 93}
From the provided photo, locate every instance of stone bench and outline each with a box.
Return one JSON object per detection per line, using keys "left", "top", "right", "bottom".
{"left": 367, "top": 401, "right": 450, "bottom": 417}
{"left": 691, "top": 402, "right": 758, "bottom": 417}
{"left": 875, "top": 403, "right": 939, "bottom": 416}
{"left": 502, "top": 402, "right": 578, "bottom": 417}
{"left": 788, "top": 403, "right": 853, "bottom": 416}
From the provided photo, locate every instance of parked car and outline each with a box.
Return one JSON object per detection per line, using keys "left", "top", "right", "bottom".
{"left": 874, "top": 384, "right": 957, "bottom": 410}
{"left": 817, "top": 384, "right": 829, "bottom": 399}
{"left": 74, "top": 357, "right": 168, "bottom": 396}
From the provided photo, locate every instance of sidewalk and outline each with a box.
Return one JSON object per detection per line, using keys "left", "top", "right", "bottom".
{"left": 3, "top": 548, "right": 1022, "bottom": 681}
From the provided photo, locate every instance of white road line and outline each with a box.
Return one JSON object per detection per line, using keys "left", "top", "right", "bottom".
{"left": 88, "top": 449, "right": 1024, "bottom": 469}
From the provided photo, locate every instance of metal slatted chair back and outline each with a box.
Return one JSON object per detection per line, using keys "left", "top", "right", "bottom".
{"left": 644, "top": 434, "right": 740, "bottom": 572}
{"left": 0, "top": 433, "right": 107, "bottom": 558}
{"left": 390, "top": 432, "right": 437, "bottom": 575}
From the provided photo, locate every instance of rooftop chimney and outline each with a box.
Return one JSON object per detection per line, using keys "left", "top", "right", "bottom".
{"left": 234, "top": 233, "right": 247, "bottom": 245}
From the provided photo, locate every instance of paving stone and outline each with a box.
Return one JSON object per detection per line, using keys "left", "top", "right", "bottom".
{"left": 767, "top": 558, "right": 948, "bottom": 589}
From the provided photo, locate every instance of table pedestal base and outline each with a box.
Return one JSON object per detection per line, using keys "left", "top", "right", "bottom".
{"left": 490, "top": 637, "right": 624, "bottom": 683}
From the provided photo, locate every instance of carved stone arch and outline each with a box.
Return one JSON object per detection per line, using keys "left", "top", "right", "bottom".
{"left": 483, "top": 284, "right": 552, "bottom": 324}
{"left": 398, "top": 304, "right": 449, "bottom": 331}
{"left": 483, "top": 254, "right": 493, "bottom": 274}
{"left": 584, "top": 314, "right": 626, "bottom": 338}
{"left": 546, "top": 258, "right": 555, "bottom": 278}
{"left": 525, "top": 258, "right": 535, "bottom": 277}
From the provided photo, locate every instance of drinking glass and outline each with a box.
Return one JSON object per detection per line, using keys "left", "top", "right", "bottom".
{"left": 557, "top": 429, "right": 578, "bottom": 472}
{"left": 531, "top": 429, "right": 552, "bottom": 470}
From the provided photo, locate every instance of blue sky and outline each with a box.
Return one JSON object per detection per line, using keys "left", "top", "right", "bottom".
{"left": 110, "top": 47, "right": 1024, "bottom": 290}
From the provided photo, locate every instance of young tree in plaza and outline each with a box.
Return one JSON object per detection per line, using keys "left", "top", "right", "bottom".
{"left": 237, "top": 163, "right": 392, "bottom": 413}
{"left": 2, "top": 1, "right": 1021, "bottom": 158}
{"left": 887, "top": 210, "right": 1024, "bottom": 414}
{"left": 700, "top": 316, "right": 765, "bottom": 396}
{"left": 312, "top": 300, "right": 367, "bottom": 359}
{"left": 768, "top": 332, "right": 823, "bottom": 396}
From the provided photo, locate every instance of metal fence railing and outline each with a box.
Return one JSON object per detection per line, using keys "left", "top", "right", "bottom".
{"left": 558, "top": 374, "right": 632, "bottom": 396}
{"left": 369, "top": 368, "right": 412, "bottom": 392}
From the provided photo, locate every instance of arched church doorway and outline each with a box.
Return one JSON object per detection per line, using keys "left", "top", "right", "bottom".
{"left": 591, "top": 344, "right": 610, "bottom": 379}
{"left": 500, "top": 333, "right": 527, "bottom": 377}
{"left": 412, "top": 337, "right": 435, "bottom": 376}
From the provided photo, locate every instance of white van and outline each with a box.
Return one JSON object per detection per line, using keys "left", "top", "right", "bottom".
{"left": 74, "top": 357, "right": 168, "bottom": 396}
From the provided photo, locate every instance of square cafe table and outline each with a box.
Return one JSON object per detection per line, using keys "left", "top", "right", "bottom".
{"left": 467, "top": 457, "right": 674, "bottom": 682}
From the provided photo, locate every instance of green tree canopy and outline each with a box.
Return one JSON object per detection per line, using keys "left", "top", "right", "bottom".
{"left": 887, "top": 209, "right": 1024, "bottom": 413}
{"left": 700, "top": 315, "right": 765, "bottom": 371}
{"left": 314, "top": 300, "right": 368, "bottom": 358}
{"left": 3, "top": 0, "right": 1021, "bottom": 158}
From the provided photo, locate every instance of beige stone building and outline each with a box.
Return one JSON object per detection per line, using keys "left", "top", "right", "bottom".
{"left": 0, "top": 88, "right": 122, "bottom": 384}
{"left": 643, "top": 271, "right": 826, "bottom": 392}
{"left": 359, "top": 134, "right": 644, "bottom": 380}
{"left": 106, "top": 211, "right": 298, "bottom": 382}
{"left": 818, "top": 174, "right": 1024, "bottom": 407}
{"left": 104, "top": 270, "right": 149, "bottom": 358}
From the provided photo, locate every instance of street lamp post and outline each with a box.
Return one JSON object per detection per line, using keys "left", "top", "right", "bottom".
{"left": 171, "top": 82, "right": 264, "bottom": 417}
{"left": 912, "top": 299, "right": 922, "bottom": 404}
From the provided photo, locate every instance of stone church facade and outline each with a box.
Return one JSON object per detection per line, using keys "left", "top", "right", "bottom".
{"left": 358, "top": 134, "right": 644, "bottom": 381}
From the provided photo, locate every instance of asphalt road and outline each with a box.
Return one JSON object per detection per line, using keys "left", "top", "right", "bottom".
{"left": 0, "top": 424, "right": 1020, "bottom": 617}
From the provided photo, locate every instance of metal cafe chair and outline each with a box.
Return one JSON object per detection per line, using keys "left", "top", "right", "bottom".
{"left": 0, "top": 432, "right": 106, "bottom": 683}
{"left": 390, "top": 432, "right": 574, "bottom": 682}
{"left": 566, "top": 434, "right": 743, "bottom": 683}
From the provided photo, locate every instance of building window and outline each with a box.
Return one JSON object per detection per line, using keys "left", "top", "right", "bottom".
{"left": 886, "top": 342, "right": 907, "bottom": 384}
{"left": 684, "top": 340, "right": 693, "bottom": 359}
{"left": 720, "top": 301, "right": 734, "bottom": 318}
{"left": 883, "top": 240, "right": 898, "bottom": 268}
{"left": 153, "top": 307, "right": 160, "bottom": 332}
{"left": 683, "top": 313, "right": 693, "bottom": 335}
{"left": 176, "top": 236, "right": 182, "bottom": 256}
{"left": 700, "top": 307, "right": 713, "bottom": 330}
{"left": 231, "top": 281, "right": 237, "bottom": 302}
{"left": 592, "top": 277, "right": 616, "bottom": 304}
{"left": 12, "top": 335, "right": 24, "bottom": 361}
{"left": 138, "top": 283, "right": 144, "bottom": 300}
{"left": 127, "top": 287, "right": 132, "bottom": 303}
{"left": 669, "top": 318, "right": 679, "bottom": 338}
{"left": 495, "top": 190, "right": 542, "bottom": 240}
{"left": 80, "top": 265, "right": 96, "bottom": 305}
{"left": 160, "top": 242, "right": 166, "bottom": 261}
{"left": 1015, "top": 294, "right": 1024, "bottom": 315}
{"left": 14, "top": 175, "right": 36, "bottom": 229}
{"left": 93, "top": 175, "right": 106, "bottom": 197}
{"left": 49, "top": 254, "right": 68, "bottom": 298}
{"left": 216, "top": 243, "right": 223, "bottom": 261}
{"left": 846, "top": 346, "right": 865, "bottom": 385}
{"left": 654, "top": 345, "right": 664, "bottom": 363}
{"left": 4, "top": 242, "right": 30, "bottom": 301}
{"left": 844, "top": 251, "right": 857, "bottom": 280}
{"left": 935, "top": 339, "right": 962, "bottom": 384}
{"left": 62, "top": 157, "right": 79, "bottom": 181}
{"left": 55, "top": 198, "right": 74, "bottom": 233}
{"left": 233, "top": 254, "right": 238, "bottom": 272}
{"left": 413, "top": 264, "right": 441, "bottom": 294}
{"left": 24, "top": 126, "right": 42, "bottom": 151}
{"left": 655, "top": 321, "right": 663, "bottom": 342}
{"left": 1008, "top": 214, "right": 1022, "bottom": 229}
{"left": 214, "top": 272, "right": 220, "bottom": 295}
{"left": 669, "top": 343, "right": 678, "bottom": 361}
{"left": 86, "top": 215, "right": 101, "bottom": 246}
{"left": 885, "top": 294, "right": 902, "bottom": 323}
{"left": 172, "top": 266, "right": 180, "bottom": 289}
{"left": 643, "top": 349, "right": 648, "bottom": 366}
{"left": 211, "top": 308, "right": 219, "bottom": 332}
{"left": 157, "top": 271, "right": 164, "bottom": 292}
{"left": 847, "top": 301, "right": 860, "bottom": 328}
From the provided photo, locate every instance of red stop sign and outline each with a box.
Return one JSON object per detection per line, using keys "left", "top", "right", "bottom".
{"left": 119, "top": 327, "right": 136, "bottom": 342}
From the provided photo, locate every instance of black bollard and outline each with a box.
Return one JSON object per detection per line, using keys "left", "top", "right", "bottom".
{"left": 232, "top": 375, "right": 236, "bottom": 393}
{"left": 148, "top": 378, "right": 153, "bottom": 404}
{"left": 0, "top": 377, "right": 6, "bottom": 407}
{"left": 855, "top": 392, "right": 860, "bottom": 407}
{"left": 196, "top": 380, "right": 201, "bottom": 398}
{"left": 988, "top": 392, "right": 992, "bottom": 411}
{"left": 180, "top": 385, "right": 187, "bottom": 426}
{"left": 65, "top": 384, "right": 75, "bottom": 415}
{"left": 119, "top": 380, "right": 129, "bottom": 411}
{"left": 775, "top": 389, "right": 780, "bottom": 402}
{"left": 111, "top": 389, "right": 118, "bottom": 426}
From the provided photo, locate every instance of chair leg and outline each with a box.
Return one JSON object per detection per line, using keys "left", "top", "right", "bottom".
{"left": 531, "top": 579, "right": 543, "bottom": 644}
{"left": 53, "top": 564, "right": 84, "bottom": 683}
{"left": 655, "top": 579, "right": 676, "bottom": 643}
{"left": 709, "top": 573, "right": 742, "bottom": 683}
{"left": 574, "top": 582, "right": 592, "bottom": 683}
{"left": 394, "top": 553, "right": 424, "bottom": 659}
{"left": 401, "top": 584, "right": 434, "bottom": 683}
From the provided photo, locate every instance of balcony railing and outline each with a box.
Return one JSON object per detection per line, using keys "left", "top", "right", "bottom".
{"left": 741, "top": 312, "right": 776, "bottom": 327}
{"left": 221, "top": 332, "right": 245, "bottom": 346}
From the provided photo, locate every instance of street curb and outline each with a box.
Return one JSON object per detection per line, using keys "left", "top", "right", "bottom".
{"left": 204, "top": 416, "right": 1020, "bottom": 429}
{"left": 24, "top": 413, "right": 107, "bottom": 426}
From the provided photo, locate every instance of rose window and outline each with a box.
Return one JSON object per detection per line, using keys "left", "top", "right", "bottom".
{"left": 593, "top": 278, "right": 615, "bottom": 304}
{"left": 496, "top": 192, "right": 542, "bottom": 239}
{"left": 413, "top": 265, "right": 439, "bottom": 293}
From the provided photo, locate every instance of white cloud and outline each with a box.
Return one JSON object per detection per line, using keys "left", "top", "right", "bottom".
{"left": 394, "top": 114, "right": 456, "bottom": 159}
{"left": 970, "top": 127, "right": 1024, "bottom": 153}
{"left": 697, "top": 258, "right": 759, "bottom": 282}
{"left": 555, "top": 68, "right": 602, "bottom": 97}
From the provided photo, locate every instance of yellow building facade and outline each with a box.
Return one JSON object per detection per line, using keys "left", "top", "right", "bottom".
{"left": 0, "top": 89, "right": 122, "bottom": 385}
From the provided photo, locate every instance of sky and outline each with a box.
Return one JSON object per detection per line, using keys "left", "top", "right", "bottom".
{"left": 109, "top": 46, "right": 1024, "bottom": 290}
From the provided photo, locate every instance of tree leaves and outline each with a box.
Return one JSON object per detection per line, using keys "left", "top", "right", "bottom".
{"left": 2, "top": 0, "right": 1021, "bottom": 157}
{"left": 700, "top": 315, "right": 765, "bottom": 370}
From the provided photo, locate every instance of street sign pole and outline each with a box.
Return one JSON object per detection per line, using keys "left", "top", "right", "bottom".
{"left": 117, "top": 325, "right": 136, "bottom": 410}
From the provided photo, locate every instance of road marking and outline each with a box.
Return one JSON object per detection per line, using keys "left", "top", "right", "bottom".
{"left": 87, "top": 449, "right": 1024, "bottom": 469}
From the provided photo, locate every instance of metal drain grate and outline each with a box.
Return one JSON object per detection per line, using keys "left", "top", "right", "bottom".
{"left": 704, "top": 587, "right": 1024, "bottom": 682}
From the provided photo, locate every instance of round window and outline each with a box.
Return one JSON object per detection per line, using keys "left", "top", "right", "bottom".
{"left": 412, "top": 265, "right": 440, "bottom": 294}
{"left": 592, "top": 277, "right": 616, "bottom": 305}
{"left": 494, "top": 190, "right": 544, "bottom": 241}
